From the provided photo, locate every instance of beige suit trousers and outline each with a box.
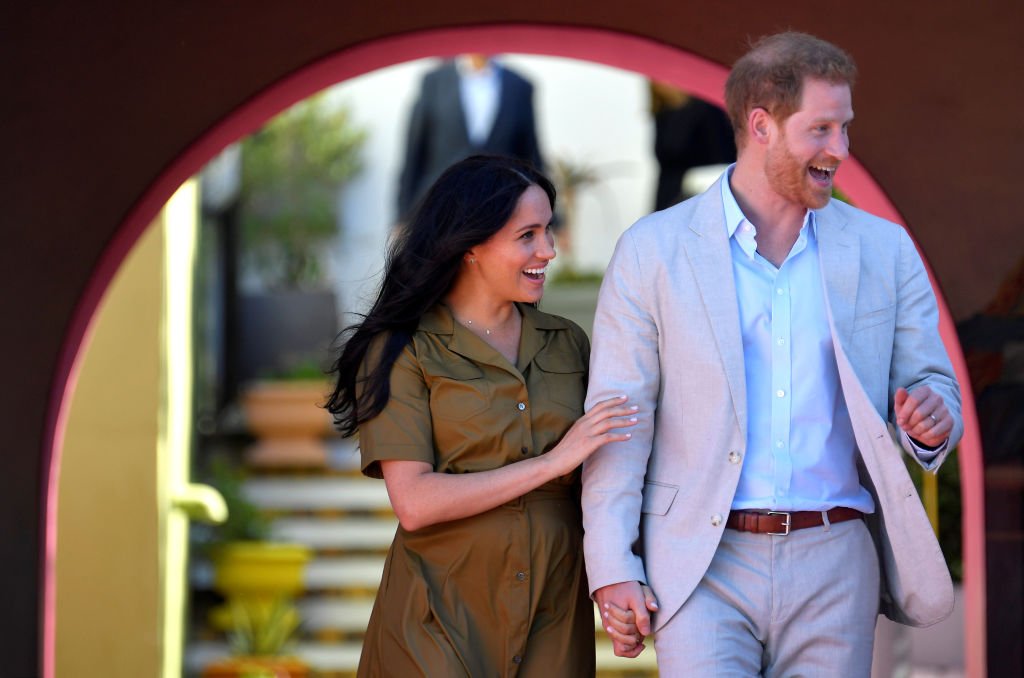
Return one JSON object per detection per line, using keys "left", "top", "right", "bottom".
{"left": 653, "top": 517, "right": 880, "bottom": 677}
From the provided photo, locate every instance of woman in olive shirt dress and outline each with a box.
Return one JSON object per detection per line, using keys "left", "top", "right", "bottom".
{"left": 325, "top": 155, "right": 638, "bottom": 677}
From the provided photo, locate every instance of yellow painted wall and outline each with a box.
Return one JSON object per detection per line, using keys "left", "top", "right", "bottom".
{"left": 56, "top": 219, "right": 165, "bottom": 676}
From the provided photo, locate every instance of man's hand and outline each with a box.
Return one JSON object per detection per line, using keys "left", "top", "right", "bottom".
{"left": 895, "top": 386, "right": 952, "bottom": 448}
{"left": 594, "top": 581, "right": 659, "bottom": 658}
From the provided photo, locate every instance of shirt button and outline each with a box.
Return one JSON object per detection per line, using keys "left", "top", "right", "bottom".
{"left": 711, "top": 514, "right": 723, "bottom": 527}
{"left": 521, "top": 446, "right": 529, "bottom": 455}
{"left": 515, "top": 571, "right": 526, "bottom": 581}
{"left": 776, "top": 440, "right": 784, "bottom": 448}
{"left": 776, "top": 389, "right": 786, "bottom": 398}
{"left": 777, "top": 338, "right": 785, "bottom": 346}
{"left": 728, "top": 451, "right": 741, "bottom": 464}
{"left": 517, "top": 402, "right": 526, "bottom": 411}
{"left": 776, "top": 288, "right": 785, "bottom": 295}
{"left": 513, "top": 655, "right": 523, "bottom": 664}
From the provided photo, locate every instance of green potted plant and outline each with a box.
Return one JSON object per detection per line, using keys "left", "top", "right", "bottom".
{"left": 236, "top": 91, "right": 364, "bottom": 375}
{"left": 235, "top": 92, "right": 364, "bottom": 465}
{"left": 202, "top": 458, "right": 312, "bottom": 633}
{"left": 201, "top": 598, "right": 309, "bottom": 678}
{"left": 238, "top": 91, "right": 365, "bottom": 293}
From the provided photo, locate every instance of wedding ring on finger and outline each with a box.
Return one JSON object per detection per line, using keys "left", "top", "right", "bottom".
{"left": 929, "top": 414, "right": 938, "bottom": 426}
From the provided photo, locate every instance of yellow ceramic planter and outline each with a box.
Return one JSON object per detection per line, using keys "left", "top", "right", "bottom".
{"left": 210, "top": 542, "right": 311, "bottom": 630}
{"left": 213, "top": 541, "right": 311, "bottom": 597}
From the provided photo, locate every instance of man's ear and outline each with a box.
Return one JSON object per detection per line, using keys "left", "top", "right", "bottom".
{"left": 748, "top": 107, "right": 773, "bottom": 145}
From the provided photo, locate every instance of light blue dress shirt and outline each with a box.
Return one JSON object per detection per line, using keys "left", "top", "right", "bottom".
{"left": 456, "top": 58, "right": 501, "bottom": 146}
{"left": 721, "top": 169, "right": 876, "bottom": 514}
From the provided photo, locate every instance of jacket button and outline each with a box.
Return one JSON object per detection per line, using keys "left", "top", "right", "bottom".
{"left": 728, "top": 451, "right": 742, "bottom": 464}
{"left": 711, "top": 514, "right": 723, "bottom": 527}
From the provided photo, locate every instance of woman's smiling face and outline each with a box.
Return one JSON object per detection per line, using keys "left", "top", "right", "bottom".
{"left": 464, "top": 184, "right": 556, "bottom": 305}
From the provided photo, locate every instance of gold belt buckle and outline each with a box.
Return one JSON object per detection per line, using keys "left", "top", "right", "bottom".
{"left": 767, "top": 510, "right": 791, "bottom": 536}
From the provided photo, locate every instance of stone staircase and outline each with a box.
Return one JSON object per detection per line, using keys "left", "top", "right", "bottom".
{"left": 186, "top": 436, "right": 657, "bottom": 676}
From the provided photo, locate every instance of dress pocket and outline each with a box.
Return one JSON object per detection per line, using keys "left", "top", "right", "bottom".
{"left": 424, "top": 361, "right": 491, "bottom": 421}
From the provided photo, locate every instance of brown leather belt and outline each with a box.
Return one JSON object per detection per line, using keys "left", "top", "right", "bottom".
{"left": 726, "top": 507, "right": 863, "bottom": 536}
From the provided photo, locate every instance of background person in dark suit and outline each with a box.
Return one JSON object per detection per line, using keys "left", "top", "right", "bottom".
{"left": 397, "top": 54, "right": 544, "bottom": 222}
{"left": 649, "top": 80, "right": 736, "bottom": 211}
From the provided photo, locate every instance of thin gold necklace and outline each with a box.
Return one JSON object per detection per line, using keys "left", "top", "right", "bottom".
{"left": 456, "top": 307, "right": 518, "bottom": 336}
{"left": 464, "top": 319, "right": 493, "bottom": 335}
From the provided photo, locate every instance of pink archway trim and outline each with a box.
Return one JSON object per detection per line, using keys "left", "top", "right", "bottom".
{"left": 42, "top": 23, "right": 985, "bottom": 678}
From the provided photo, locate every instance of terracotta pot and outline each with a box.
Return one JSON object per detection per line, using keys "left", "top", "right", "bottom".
{"left": 202, "top": 655, "right": 310, "bottom": 678}
{"left": 241, "top": 380, "right": 333, "bottom": 438}
{"left": 241, "top": 380, "right": 332, "bottom": 467}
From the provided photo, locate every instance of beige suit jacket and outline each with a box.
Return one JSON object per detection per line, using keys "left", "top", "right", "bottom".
{"left": 581, "top": 176, "right": 964, "bottom": 629}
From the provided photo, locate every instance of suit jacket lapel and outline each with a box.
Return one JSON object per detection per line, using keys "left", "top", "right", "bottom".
{"left": 483, "top": 67, "right": 511, "bottom": 147}
{"left": 683, "top": 179, "right": 747, "bottom": 438}
{"left": 816, "top": 202, "right": 859, "bottom": 352}
{"left": 440, "top": 63, "right": 472, "bottom": 147}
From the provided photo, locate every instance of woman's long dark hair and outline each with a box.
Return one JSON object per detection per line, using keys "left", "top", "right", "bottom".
{"left": 325, "top": 155, "right": 556, "bottom": 436}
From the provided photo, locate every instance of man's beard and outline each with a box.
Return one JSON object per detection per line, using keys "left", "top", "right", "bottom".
{"left": 765, "top": 138, "right": 832, "bottom": 210}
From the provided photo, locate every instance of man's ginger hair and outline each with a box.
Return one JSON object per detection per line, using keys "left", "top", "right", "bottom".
{"left": 725, "top": 32, "right": 857, "bottom": 149}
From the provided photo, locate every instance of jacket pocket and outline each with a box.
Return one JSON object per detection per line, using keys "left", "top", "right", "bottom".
{"left": 640, "top": 480, "right": 679, "bottom": 516}
{"left": 853, "top": 304, "right": 896, "bottom": 332}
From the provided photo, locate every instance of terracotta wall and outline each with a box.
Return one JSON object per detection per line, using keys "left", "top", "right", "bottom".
{"left": 2, "top": 2, "right": 1021, "bottom": 674}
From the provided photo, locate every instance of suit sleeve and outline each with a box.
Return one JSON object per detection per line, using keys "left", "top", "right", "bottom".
{"left": 520, "top": 82, "right": 544, "bottom": 172}
{"left": 581, "top": 228, "right": 661, "bottom": 593}
{"left": 889, "top": 226, "right": 963, "bottom": 470}
{"left": 397, "top": 76, "right": 432, "bottom": 221}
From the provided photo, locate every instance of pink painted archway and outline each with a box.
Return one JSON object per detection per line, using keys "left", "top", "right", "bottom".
{"left": 43, "top": 23, "right": 986, "bottom": 678}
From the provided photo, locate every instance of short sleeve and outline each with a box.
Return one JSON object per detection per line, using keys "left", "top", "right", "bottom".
{"left": 359, "top": 343, "right": 435, "bottom": 479}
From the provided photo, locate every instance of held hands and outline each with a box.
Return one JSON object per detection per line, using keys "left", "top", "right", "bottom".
{"left": 548, "top": 395, "right": 638, "bottom": 476}
{"left": 595, "top": 581, "right": 659, "bottom": 658}
{"left": 895, "top": 386, "right": 951, "bottom": 448}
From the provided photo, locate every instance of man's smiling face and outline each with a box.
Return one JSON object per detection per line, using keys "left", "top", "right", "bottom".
{"left": 765, "top": 78, "right": 853, "bottom": 210}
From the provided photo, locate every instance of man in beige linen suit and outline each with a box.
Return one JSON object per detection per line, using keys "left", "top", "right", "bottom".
{"left": 582, "top": 32, "right": 963, "bottom": 676}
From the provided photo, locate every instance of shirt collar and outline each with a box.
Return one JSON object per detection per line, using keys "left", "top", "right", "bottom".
{"left": 418, "top": 302, "right": 571, "bottom": 376}
{"left": 720, "top": 164, "right": 819, "bottom": 257}
{"left": 419, "top": 301, "right": 569, "bottom": 336}
{"left": 455, "top": 56, "right": 498, "bottom": 79}
{"left": 720, "top": 164, "right": 747, "bottom": 240}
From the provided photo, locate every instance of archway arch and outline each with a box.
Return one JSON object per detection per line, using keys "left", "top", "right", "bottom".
{"left": 44, "top": 23, "right": 985, "bottom": 677}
